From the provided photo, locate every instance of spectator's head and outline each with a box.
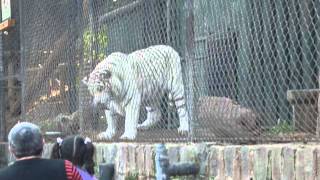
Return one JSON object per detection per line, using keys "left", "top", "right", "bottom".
{"left": 8, "top": 122, "right": 44, "bottom": 158}
{"left": 51, "top": 135, "right": 95, "bottom": 175}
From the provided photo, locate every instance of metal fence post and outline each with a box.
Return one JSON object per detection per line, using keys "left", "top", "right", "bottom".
{"left": 183, "top": 0, "right": 195, "bottom": 141}
{"left": 317, "top": 73, "right": 320, "bottom": 137}
{"left": 79, "top": 0, "right": 89, "bottom": 133}
{"left": 18, "top": 0, "right": 26, "bottom": 122}
{"left": 0, "top": 32, "right": 4, "bottom": 141}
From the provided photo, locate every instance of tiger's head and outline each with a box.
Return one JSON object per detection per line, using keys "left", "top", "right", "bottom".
{"left": 82, "top": 53, "right": 126, "bottom": 110}
{"left": 82, "top": 67, "right": 114, "bottom": 109}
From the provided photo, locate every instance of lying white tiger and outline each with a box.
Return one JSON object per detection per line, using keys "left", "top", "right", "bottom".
{"left": 82, "top": 45, "right": 189, "bottom": 140}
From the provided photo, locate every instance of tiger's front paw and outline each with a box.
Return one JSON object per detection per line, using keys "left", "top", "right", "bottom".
{"left": 97, "top": 129, "right": 116, "bottom": 140}
{"left": 120, "top": 130, "right": 137, "bottom": 140}
{"left": 178, "top": 122, "right": 189, "bottom": 135}
{"left": 137, "top": 119, "right": 154, "bottom": 130}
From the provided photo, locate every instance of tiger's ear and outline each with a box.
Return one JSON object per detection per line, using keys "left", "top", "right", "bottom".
{"left": 82, "top": 76, "right": 89, "bottom": 86}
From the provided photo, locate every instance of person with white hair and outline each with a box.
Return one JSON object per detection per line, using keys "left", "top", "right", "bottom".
{"left": 0, "top": 122, "right": 82, "bottom": 180}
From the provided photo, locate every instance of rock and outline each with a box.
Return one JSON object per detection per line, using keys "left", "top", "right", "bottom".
{"left": 295, "top": 147, "right": 315, "bottom": 180}
{"left": 167, "top": 145, "right": 180, "bottom": 163}
{"left": 197, "top": 96, "right": 260, "bottom": 137}
{"left": 136, "top": 145, "right": 145, "bottom": 177}
{"left": 281, "top": 147, "right": 295, "bottom": 180}
{"left": 39, "top": 105, "right": 106, "bottom": 137}
{"left": 271, "top": 147, "right": 282, "bottom": 180}
{"left": 208, "top": 146, "right": 225, "bottom": 179}
{"left": 253, "top": 147, "right": 270, "bottom": 180}
{"left": 114, "top": 144, "right": 129, "bottom": 179}
{"left": 144, "top": 145, "right": 155, "bottom": 178}
{"left": 240, "top": 146, "right": 253, "bottom": 180}
{"left": 224, "top": 146, "right": 241, "bottom": 180}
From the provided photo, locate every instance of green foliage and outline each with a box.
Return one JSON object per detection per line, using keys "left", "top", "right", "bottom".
{"left": 171, "top": 177, "right": 181, "bottom": 180}
{"left": 76, "top": 26, "right": 108, "bottom": 89}
{"left": 83, "top": 26, "right": 108, "bottom": 62}
{"left": 267, "top": 120, "right": 294, "bottom": 135}
{"left": 125, "top": 171, "right": 139, "bottom": 180}
{"left": 171, "top": 176, "right": 197, "bottom": 180}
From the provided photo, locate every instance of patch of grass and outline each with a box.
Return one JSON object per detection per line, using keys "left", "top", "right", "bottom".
{"left": 125, "top": 172, "right": 139, "bottom": 180}
{"left": 171, "top": 177, "right": 180, "bottom": 180}
{"left": 267, "top": 120, "right": 294, "bottom": 135}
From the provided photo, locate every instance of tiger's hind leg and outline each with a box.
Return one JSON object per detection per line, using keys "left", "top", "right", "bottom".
{"left": 167, "top": 50, "right": 190, "bottom": 135}
{"left": 174, "top": 95, "right": 189, "bottom": 135}
{"left": 170, "top": 78, "right": 190, "bottom": 135}
{"left": 137, "top": 106, "right": 161, "bottom": 130}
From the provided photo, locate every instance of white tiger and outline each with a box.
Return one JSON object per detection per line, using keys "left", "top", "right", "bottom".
{"left": 82, "top": 45, "right": 189, "bottom": 140}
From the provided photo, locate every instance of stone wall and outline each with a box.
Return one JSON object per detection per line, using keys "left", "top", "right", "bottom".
{"left": 1, "top": 142, "right": 320, "bottom": 179}
{"left": 93, "top": 143, "right": 320, "bottom": 180}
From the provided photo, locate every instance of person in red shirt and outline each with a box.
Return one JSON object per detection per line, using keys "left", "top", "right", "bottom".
{"left": 0, "top": 122, "right": 82, "bottom": 180}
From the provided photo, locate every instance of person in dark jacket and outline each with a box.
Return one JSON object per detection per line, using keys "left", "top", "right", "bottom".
{"left": 0, "top": 122, "right": 82, "bottom": 180}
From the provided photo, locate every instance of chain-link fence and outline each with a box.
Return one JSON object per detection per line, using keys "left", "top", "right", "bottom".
{"left": 16, "top": 0, "right": 320, "bottom": 143}
{"left": 0, "top": 0, "right": 21, "bottom": 141}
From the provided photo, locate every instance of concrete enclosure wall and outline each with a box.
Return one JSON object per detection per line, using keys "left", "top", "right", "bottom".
{"left": 1, "top": 143, "right": 320, "bottom": 179}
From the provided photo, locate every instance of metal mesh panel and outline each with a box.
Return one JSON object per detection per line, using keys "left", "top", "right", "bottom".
{"left": 18, "top": 0, "right": 320, "bottom": 143}
{"left": 0, "top": 0, "right": 21, "bottom": 141}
